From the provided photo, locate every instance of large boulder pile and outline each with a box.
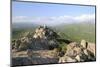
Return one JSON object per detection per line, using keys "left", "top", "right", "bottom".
{"left": 58, "top": 40, "right": 96, "bottom": 63}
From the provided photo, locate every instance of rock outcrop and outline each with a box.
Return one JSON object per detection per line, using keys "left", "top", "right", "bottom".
{"left": 58, "top": 40, "right": 96, "bottom": 63}
{"left": 12, "top": 25, "right": 60, "bottom": 51}
{"left": 12, "top": 26, "right": 96, "bottom": 66}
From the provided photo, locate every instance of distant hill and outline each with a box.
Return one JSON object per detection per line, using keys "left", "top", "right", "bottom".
{"left": 12, "top": 22, "right": 38, "bottom": 29}
{"left": 54, "top": 22, "right": 95, "bottom": 43}
{"left": 12, "top": 22, "right": 38, "bottom": 39}
{"left": 12, "top": 22, "right": 95, "bottom": 43}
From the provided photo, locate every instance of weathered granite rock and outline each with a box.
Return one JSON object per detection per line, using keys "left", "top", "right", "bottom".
{"left": 87, "top": 42, "right": 95, "bottom": 56}
{"left": 59, "top": 56, "right": 77, "bottom": 63}
{"left": 81, "top": 40, "right": 88, "bottom": 48}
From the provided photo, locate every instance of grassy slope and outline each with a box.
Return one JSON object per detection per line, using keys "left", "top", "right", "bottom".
{"left": 55, "top": 23, "right": 95, "bottom": 43}
{"left": 12, "top": 28, "right": 35, "bottom": 40}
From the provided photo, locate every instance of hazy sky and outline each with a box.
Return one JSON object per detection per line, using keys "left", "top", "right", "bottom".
{"left": 12, "top": 1, "right": 95, "bottom": 25}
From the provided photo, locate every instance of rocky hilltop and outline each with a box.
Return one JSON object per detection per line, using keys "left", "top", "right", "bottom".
{"left": 12, "top": 25, "right": 96, "bottom": 66}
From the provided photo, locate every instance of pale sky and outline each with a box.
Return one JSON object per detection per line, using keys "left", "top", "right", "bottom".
{"left": 12, "top": 1, "right": 95, "bottom": 25}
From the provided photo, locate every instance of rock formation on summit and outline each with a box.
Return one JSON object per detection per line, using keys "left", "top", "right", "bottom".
{"left": 11, "top": 25, "right": 96, "bottom": 66}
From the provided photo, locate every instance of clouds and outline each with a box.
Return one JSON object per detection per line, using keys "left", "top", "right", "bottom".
{"left": 74, "top": 14, "right": 95, "bottom": 23}
{"left": 12, "top": 16, "right": 33, "bottom": 22}
{"left": 12, "top": 14, "right": 95, "bottom": 26}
